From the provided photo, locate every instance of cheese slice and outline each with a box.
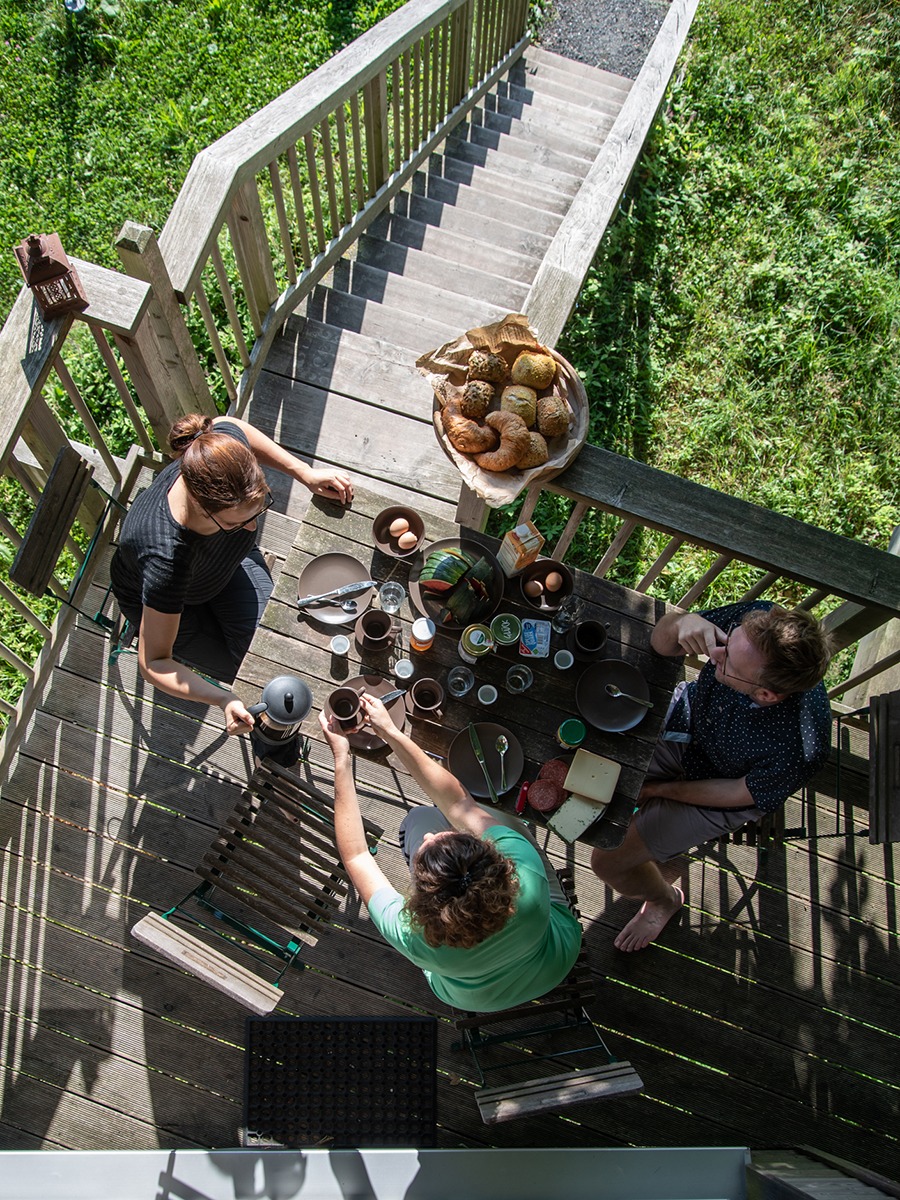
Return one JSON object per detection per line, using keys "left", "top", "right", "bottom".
{"left": 563, "top": 748, "right": 621, "bottom": 805}
{"left": 547, "top": 794, "right": 609, "bottom": 843}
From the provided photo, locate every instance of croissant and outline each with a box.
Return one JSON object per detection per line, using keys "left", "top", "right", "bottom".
{"left": 442, "top": 399, "right": 500, "bottom": 454}
{"left": 474, "top": 410, "right": 531, "bottom": 472}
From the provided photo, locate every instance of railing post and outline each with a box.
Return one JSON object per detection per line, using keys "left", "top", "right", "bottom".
{"left": 225, "top": 180, "right": 280, "bottom": 336}
{"left": 115, "top": 222, "right": 216, "bottom": 442}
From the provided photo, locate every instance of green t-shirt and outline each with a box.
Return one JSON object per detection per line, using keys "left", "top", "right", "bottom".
{"left": 367, "top": 826, "right": 582, "bottom": 1012}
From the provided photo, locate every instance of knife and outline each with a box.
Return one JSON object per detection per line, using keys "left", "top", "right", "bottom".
{"left": 296, "top": 579, "right": 377, "bottom": 607}
{"left": 379, "top": 688, "right": 406, "bottom": 705}
{"left": 468, "top": 723, "right": 499, "bottom": 805}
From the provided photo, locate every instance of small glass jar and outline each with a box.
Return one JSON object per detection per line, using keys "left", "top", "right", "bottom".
{"left": 458, "top": 623, "right": 494, "bottom": 664}
{"left": 410, "top": 617, "right": 435, "bottom": 651}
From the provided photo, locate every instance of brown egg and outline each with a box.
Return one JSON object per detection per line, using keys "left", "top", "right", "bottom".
{"left": 389, "top": 516, "right": 410, "bottom": 537}
{"left": 545, "top": 571, "right": 563, "bottom": 592}
{"left": 397, "top": 530, "right": 418, "bottom": 550}
{"left": 524, "top": 578, "right": 544, "bottom": 598}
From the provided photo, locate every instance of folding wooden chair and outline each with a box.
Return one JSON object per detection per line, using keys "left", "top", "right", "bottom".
{"left": 132, "top": 760, "right": 382, "bottom": 1013}
{"left": 452, "top": 868, "right": 643, "bottom": 1124}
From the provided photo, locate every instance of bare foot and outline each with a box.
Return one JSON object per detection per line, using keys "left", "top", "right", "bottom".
{"left": 614, "top": 886, "right": 684, "bottom": 952}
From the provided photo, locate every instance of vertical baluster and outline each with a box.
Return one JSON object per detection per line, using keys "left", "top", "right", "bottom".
{"left": 412, "top": 39, "right": 421, "bottom": 148}
{"left": 334, "top": 103, "right": 354, "bottom": 225}
{"left": 797, "top": 588, "right": 829, "bottom": 611}
{"left": 268, "top": 158, "right": 297, "bottom": 285}
{"left": 501, "top": 0, "right": 514, "bottom": 57}
{"left": 635, "top": 537, "right": 685, "bottom": 593}
{"left": 462, "top": 0, "right": 477, "bottom": 93}
{"left": 422, "top": 32, "right": 431, "bottom": 138}
{"left": 594, "top": 518, "right": 639, "bottom": 578}
{"left": 449, "top": 3, "right": 465, "bottom": 106}
{"left": 194, "top": 280, "right": 238, "bottom": 403}
{"left": 551, "top": 502, "right": 590, "bottom": 562}
{"left": 472, "top": 0, "right": 485, "bottom": 87}
{"left": 390, "top": 57, "right": 402, "bottom": 171}
{"left": 0, "top": 578, "right": 50, "bottom": 639}
{"left": 304, "top": 130, "right": 327, "bottom": 252}
{"left": 677, "top": 554, "right": 734, "bottom": 609}
{"left": 53, "top": 359, "right": 121, "bottom": 486}
{"left": 350, "top": 91, "right": 366, "bottom": 208}
{"left": 430, "top": 23, "right": 440, "bottom": 131}
{"left": 439, "top": 16, "right": 449, "bottom": 120}
{"left": 89, "top": 326, "right": 154, "bottom": 454}
{"left": 739, "top": 571, "right": 780, "bottom": 602}
{"left": 402, "top": 50, "right": 412, "bottom": 162}
{"left": 518, "top": 486, "right": 540, "bottom": 526}
{"left": 363, "top": 69, "right": 389, "bottom": 194}
{"left": 319, "top": 115, "right": 341, "bottom": 236}
{"left": 286, "top": 144, "right": 313, "bottom": 270}
{"left": 489, "top": 0, "right": 502, "bottom": 74}
{"left": 211, "top": 241, "right": 250, "bottom": 368}
{"left": 225, "top": 178, "right": 278, "bottom": 337}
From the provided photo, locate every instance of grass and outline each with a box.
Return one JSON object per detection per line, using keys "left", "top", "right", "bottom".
{"left": 491, "top": 0, "right": 900, "bottom": 638}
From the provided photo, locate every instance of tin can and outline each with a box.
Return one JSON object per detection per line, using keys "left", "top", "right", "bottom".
{"left": 458, "top": 623, "right": 494, "bottom": 664}
{"left": 556, "top": 718, "right": 586, "bottom": 749}
{"left": 410, "top": 617, "right": 436, "bottom": 651}
{"left": 490, "top": 613, "right": 522, "bottom": 648}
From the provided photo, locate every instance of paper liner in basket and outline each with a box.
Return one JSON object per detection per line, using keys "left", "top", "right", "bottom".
{"left": 416, "top": 313, "right": 589, "bottom": 509}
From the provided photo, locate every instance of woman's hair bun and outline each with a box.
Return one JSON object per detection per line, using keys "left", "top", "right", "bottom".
{"left": 168, "top": 414, "right": 215, "bottom": 457}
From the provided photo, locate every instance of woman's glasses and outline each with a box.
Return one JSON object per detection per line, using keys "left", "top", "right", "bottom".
{"left": 205, "top": 493, "right": 274, "bottom": 534}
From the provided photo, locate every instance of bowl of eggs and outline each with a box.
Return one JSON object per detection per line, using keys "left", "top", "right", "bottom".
{"left": 372, "top": 506, "right": 426, "bottom": 558}
{"left": 519, "top": 560, "right": 574, "bottom": 612}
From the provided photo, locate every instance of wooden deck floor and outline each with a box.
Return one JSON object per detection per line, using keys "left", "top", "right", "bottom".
{"left": 1, "top": 42, "right": 898, "bottom": 1182}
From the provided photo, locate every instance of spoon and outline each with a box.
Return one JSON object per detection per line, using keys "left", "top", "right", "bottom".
{"left": 340, "top": 599, "right": 358, "bottom": 613}
{"left": 496, "top": 734, "right": 509, "bottom": 792}
{"left": 605, "top": 683, "right": 654, "bottom": 709}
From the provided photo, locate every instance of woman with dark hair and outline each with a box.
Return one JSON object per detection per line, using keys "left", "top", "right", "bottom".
{"left": 111, "top": 415, "right": 352, "bottom": 738}
{"left": 320, "top": 695, "right": 582, "bottom": 1012}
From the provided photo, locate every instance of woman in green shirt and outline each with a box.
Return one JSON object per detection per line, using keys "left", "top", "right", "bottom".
{"left": 319, "top": 695, "right": 582, "bottom": 1013}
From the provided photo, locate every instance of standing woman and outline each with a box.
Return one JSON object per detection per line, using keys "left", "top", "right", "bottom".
{"left": 319, "top": 695, "right": 582, "bottom": 1012}
{"left": 111, "top": 414, "right": 352, "bottom": 738}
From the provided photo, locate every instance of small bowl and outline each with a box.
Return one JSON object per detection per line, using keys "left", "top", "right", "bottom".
{"left": 372, "top": 506, "right": 426, "bottom": 558}
{"left": 519, "top": 560, "right": 574, "bottom": 613}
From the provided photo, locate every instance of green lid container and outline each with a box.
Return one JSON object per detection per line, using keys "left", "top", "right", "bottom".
{"left": 490, "top": 613, "right": 522, "bottom": 646}
{"left": 556, "top": 718, "right": 586, "bottom": 749}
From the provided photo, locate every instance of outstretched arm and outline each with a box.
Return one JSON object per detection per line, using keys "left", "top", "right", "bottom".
{"left": 651, "top": 608, "right": 728, "bottom": 659}
{"left": 318, "top": 711, "right": 393, "bottom": 906}
{"left": 213, "top": 416, "right": 353, "bottom": 504}
{"left": 360, "top": 694, "right": 498, "bottom": 837}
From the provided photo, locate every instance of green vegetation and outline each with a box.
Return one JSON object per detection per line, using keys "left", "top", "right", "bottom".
{"left": 491, "top": 0, "right": 900, "bottom": 630}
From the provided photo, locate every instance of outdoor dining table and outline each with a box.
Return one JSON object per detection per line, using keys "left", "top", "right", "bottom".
{"left": 235, "top": 486, "right": 683, "bottom": 851}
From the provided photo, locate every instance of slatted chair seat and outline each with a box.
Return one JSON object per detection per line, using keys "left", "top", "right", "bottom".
{"left": 132, "top": 760, "right": 382, "bottom": 1014}
{"left": 452, "top": 867, "right": 643, "bottom": 1124}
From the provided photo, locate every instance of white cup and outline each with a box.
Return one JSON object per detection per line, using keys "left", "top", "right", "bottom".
{"left": 477, "top": 685, "right": 498, "bottom": 705}
{"left": 554, "top": 649, "right": 574, "bottom": 669}
{"left": 330, "top": 634, "right": 350, "bottom": 655}
{"left": 394, "top": 659, "right": 415, "bottom": 680}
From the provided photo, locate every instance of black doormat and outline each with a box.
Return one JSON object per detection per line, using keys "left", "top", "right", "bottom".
{"left": 243, "top": 1016, "right": 438, "bottom": 1148}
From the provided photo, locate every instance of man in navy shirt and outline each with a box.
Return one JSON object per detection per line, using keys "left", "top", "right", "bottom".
{"left": 591, "top": 601, "right": 833, "bottom": 952}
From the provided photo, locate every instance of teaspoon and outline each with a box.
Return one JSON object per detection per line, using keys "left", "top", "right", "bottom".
{"left": 605, "top": 683, "right": 654, "bottom": 709}
{"left": 495, "top": 734, "right": 509, "bottom": 792}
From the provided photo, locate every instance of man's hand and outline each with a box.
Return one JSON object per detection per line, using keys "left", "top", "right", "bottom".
{"left": 359, "top": 692, "right": 399, "bottom": 741}
{"left": 652, "top": 610, "right": 728, "bottom": 658}
{"left": 305, "top": 467, "right": 353, "bottom": 504}
{"left": 318, "top": 709, "right": 352, "bottom": 762}
{"left": 222, "top": 696, "right": 255, "bottom": 736}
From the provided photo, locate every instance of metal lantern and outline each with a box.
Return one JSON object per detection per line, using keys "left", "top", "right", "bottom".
{"left": 14, "top": 232, "right": 89, "bottom": 318}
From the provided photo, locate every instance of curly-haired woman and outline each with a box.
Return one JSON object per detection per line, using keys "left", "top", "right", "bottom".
{"left": 319, "top": 695, "right": 582, "bottom": 1012}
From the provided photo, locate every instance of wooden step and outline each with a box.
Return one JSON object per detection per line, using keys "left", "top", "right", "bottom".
{"left": 522, "top": 46, "right": 633, "bottom": 97}
{"left": 476, "top": 1062, "right": 644, "bottom": 1124}
{"left": 443, "top": 135, "right": 586, "bottom": 195}
{"left": 369, "top": 210, "right": 542, "bottom": 282}
{"left": 427, "top": 152, "right": 573, "bottom": 214}
{"left": 484, "top": 87, "right": 614, "bottom": 138}
{"left": 408, "top": 171, "right": 563, "bottom": 236}
{"left": 132, "top": 912, "right": 284, "bottom": 1015}
{"left": 356, "top": 234, "right": 530, "bottom": 310}
{"left": 473, "top": 103, "right": 608, "bottom": 156}
{"left": 299, "top": 280, "right": 457, "bottom": 352}
{"left": 461, "top": 113, "right": 602, "bottom": 170}
{"left": 504, "top": 65, "right": 625, "bottom": 115}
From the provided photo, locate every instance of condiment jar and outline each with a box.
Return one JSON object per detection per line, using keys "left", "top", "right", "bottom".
{"left": 458, "top": 623, "right": 494, "bottom": 664}
{"left": 410, "top": 617, "right": 436, "bottom": 651}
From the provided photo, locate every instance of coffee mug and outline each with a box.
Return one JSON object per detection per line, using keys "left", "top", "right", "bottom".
{"left": 328, "top": 686, "right": 363, "bottom": 731}
{"left": 357, "top": 608, "right": 395, "bottom": 649}
{"left": 410, "top": 677, "right": 444, "bottom": 713}
{"left": 566, "top": 620, "right": 608, "bottom": 663}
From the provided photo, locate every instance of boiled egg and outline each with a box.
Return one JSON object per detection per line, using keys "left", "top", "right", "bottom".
{"left": 545, "top": 571, "right": 563, "bottom": 592}
{"left": 524, "top": 578, "right": 544, "bottom": 598}
{"left": 389, "top": 516, "right": 410, "bottom": 537}
{"left": 397, "top": 530, "right": 418, "bottom": 550}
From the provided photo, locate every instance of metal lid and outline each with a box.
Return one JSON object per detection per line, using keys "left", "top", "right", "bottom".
{"left": 461, "top": 624, "right": 494, "bottom": 657}
{"left": 258, "top": 675, "right": 313, "bottom": 724}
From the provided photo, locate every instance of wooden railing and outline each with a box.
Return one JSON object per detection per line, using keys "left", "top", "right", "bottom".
{"left": 154, "top": 0, "right": 530, "bottom": 413}
{"left": 506, "top": 444, "right": 900, "bottom": 700}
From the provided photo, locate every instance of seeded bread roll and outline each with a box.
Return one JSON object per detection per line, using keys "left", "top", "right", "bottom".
{"left": 536, "top": 394, "right": 570, "bottom": 438}
{"left": 468, "top": 350, "right": 508, "bottom": 383}
{"left": 517, "top": 430, "right": 549, "bottom": 469}
{"left": 461, "top": 379, "right": 494, "bottom": 419}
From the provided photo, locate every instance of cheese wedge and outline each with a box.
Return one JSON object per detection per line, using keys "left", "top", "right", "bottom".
{"left": 547, "top": 794, "right": 609, "bottom": 843}
{"left": 563, "top": 748, "right": 621, "bottom": 804}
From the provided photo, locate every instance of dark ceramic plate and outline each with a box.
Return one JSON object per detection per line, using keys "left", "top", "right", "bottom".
{"left": 324, "top": 673, "right": 407, "bottom": 750}
{"left": 448, "top": 723, "right": 523, "bottom": 797}
{"left": 372, "top": 506, "right": 426, "bottom": 558}
{"left": 575, "top": 659, "right": 650, "bottom": 732}
{"left": 297, "top": 552, "right": 375, "bottom": 626}
{"left": 409, "top": 538, "right": 504, "bottom": 632}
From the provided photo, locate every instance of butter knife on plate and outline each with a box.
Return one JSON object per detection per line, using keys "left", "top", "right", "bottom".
{"left": 296, "top": 579, "right": 377, "bottom": 607}
{"left": 468, "top": 723, "right": 500, "bottom": 806}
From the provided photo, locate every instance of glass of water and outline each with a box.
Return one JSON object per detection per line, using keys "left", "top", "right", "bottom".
{"left": 447, "top": 666, "right": 475, "bottom": 697}
{"left": 506, "top": 664, "right": 533, "bottom": 693}
{"left": 378, "top": 581, "right": 406, "bottom": 614}
{"left": 551, "top": 595, "right": 584, "bottom": 635}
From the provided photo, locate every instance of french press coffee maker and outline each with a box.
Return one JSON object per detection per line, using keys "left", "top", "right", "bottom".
{"left": 247, "top": 674, "right": 313, "bottom": 767}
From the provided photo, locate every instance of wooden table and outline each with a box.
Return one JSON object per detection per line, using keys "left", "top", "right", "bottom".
{"left": 236, "top": 486, "right": 682, "bottom": 850}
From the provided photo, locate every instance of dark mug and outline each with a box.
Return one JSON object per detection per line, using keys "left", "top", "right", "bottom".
{"left": 567, "top": 620, "right": 608, "bottom": 663}
{"left": 410, "top": 677, "right": 444, "bottom": 714}
{"left": 356, "top": 608, "right": 395, "bottom": 649}
{"left": 328, "top": 686, "right": 363, "bottom": 731}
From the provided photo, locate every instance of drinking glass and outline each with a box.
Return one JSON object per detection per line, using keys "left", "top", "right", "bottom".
{"left": 551, "top": 595, "right": 584, "bottom": 635}
{"left": 447, "top": 666, "right": 475, "bottom": 697}
{"left": 506, "top": 664, "right": 533, "bottom": 693}
{"left": 379, "top": 581, "right": 406, "bottom": 614}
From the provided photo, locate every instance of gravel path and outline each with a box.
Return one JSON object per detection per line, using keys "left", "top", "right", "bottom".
{"left": 538, "top": 0, "right": 670, "bottom": 80}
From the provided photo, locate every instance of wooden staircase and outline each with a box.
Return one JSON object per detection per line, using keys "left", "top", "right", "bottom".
{"left": 249, "top": 47, "right": 632, "bottom": 518}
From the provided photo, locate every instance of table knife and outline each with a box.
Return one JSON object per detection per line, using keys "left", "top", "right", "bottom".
{"left": 379, "top": 688, "right": 406, "bottom": 705}
{"left": 468, "top": 723, "right": 499, "bottom": 805}
{"left": 296, "top": 579, "right": 376, "bottom": 607}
